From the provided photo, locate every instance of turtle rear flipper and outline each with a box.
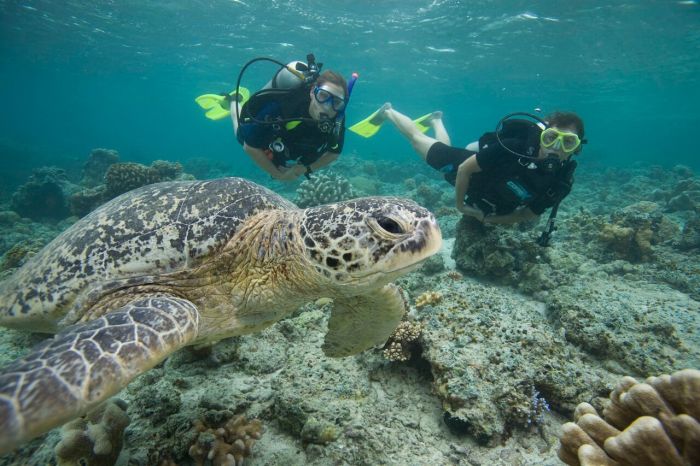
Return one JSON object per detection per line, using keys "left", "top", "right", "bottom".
{"left": 0, "top": 294, "right": 199, "bottom": 454}
{"left": 322, "top": 284, "right": 407, "bottom": 357}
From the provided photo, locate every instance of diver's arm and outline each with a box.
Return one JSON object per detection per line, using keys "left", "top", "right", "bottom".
{"left": 243, "top": 143, "right": 296, "bottom": 181}
{"left": 454, "top": 155, "right": 485, "bottom": 220}
{"left": 483, "top": 207, "right": 538, "bottom": 225}
{"left": 308, "top": 152, "right": 339, "bottom": 171}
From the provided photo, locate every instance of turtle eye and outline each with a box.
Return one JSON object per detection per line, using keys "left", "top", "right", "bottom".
{"left": 376, "top": 216, "right": 404, "bottom": 234}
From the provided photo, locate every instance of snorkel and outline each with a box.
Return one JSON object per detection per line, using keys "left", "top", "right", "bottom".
{"left": 317, "top": 71, "right": 358, "bottom": 134}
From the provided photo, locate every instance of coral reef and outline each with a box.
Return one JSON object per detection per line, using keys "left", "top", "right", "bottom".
{"left": 546, "top": 279, "right": 700, "bottom": 374}
{"left": 415, "top": 291, "right": 442, "bottom": 308}
{"left": 597, "top": 201, "right": 678, "bottom": 262}
{"left": 104, "top": 162, "right": 159, "bottom": 198}
{"left": 677, "top": 215, "right": 700, "bottom": 250}
{"left": 54, "top": 398, "right": 130, "bottom": 466}
{"left": 382, "top": 320, "right": 423, "bottom": 362}
{"left": 81, "top": 148, "right": 119, "bottom": 188}
{"left": 10, "top": 166, "right": 78, "bottom": 220}
{"left": 295, "top": 172, "right": 356, "bottom": 208}
{"left": 416, "top": 281, "right": 615, "bottom": 445}
{"left": 96, "top": 160, "right": 192, "bottom": 206}
{"left": 69, "top": 185, "right": 108, "bottom": 217}
{"left": 419, "top": 254, "right": 445, "bottom": 275}
{"left": 452, "top": 216, "right": 545, "bottom": 286}
{"left": 188, "top": 415, "right": 263, "bottom": 466}
{"left": 558, "top": 368, "right": 700, "bottom": 466}
{"left": 0, "top": 241, "right": 40, "bottom": 272}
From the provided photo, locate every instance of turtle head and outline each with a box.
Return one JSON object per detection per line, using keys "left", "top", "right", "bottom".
{"left": 299, "top": 197, "right": 442, "bottom": 290}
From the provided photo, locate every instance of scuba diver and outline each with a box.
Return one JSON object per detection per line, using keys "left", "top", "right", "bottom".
{"left": 349, "top": 104, "right": 585, "bottom": 242}
{"left": 196, "top": 54, "right": 357, "bottom": 181}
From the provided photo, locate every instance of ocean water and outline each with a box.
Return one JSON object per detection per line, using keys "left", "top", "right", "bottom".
{"left": 1, "top": 0, "right": 699, "bottom": 190}
{"left": 1, "top": 2, "right": 700, "bottom": 465}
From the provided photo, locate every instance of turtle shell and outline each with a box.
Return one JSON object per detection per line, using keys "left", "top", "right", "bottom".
{"left": 0, "top": 178, "right": 295, "bottom": 331}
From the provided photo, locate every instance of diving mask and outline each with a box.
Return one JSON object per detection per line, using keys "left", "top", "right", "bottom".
{"left": 313, "top": 86, "right": 346, "bottom": 112}
{"left": 540, "top": 128, "right": 581, "bottom": 153}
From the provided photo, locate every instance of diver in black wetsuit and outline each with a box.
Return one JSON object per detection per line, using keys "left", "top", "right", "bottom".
{"left": 379, "top": 104, "right": 585, "bottom": 226}
{"left": 231, "top": 69, "right": 348, "bottom": 181}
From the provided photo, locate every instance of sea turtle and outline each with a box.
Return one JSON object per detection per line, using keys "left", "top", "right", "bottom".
{"left": 0, "top": 177, "right": 441, "bottom": 453}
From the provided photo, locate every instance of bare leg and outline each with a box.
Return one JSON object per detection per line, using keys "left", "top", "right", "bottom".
{"left": 382, "top": 104, "right": 438, "bottom": 161}
{"left": 429, "top": 111, "right": 451, "bottom": 146}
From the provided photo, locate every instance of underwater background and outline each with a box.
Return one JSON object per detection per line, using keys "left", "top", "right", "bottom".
{"left": 1, "top": 0, "right": 699, "bottom": 189}
{"left": 1, "top": 1, "right": 700, "bottom": 465}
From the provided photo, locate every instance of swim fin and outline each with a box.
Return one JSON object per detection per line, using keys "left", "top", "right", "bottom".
{"left": 412, "top": 112, "right": 434, "bottom": 134}
{"left": 348, "top": 106, "right": 388, "bottom": 138}
{"left": 195, "top": 87, "right": 250, "bottom": 121}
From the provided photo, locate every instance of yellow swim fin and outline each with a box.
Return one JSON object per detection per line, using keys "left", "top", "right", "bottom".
{"left": 348, "top": 105, "right": 389, "bottom": 138}
{"left": 412, "top": 112, "right": 434, "bottom": 134}
{"left": 195, "top": 87, "right": 250, "bottom": 121}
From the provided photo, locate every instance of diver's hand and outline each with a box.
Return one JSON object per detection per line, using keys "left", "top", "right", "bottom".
{"left": 458, "top": 204, "right": 486, "bottom": 222}
{"left": 278, "top": 164, "right": 307, "bottom": 181}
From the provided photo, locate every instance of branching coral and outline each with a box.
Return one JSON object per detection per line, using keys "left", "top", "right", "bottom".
{"left": 295, "top": 172, "right": 356, "bottom": 208}
{"left": 188, "top": 414, "right": 264, "bottom": 466}
{"left": 383, "top": 320, "right": 423, "bottom": 362}
{"left": 54, "top": 398, "right": 130, "bottom": 466}
{"left": 558, "top": 368, "right": 700, "bottom": 466}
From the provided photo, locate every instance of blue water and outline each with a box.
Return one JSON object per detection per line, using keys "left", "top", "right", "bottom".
{"left": 1, "top": 0, "right": 699, "bottom": 190}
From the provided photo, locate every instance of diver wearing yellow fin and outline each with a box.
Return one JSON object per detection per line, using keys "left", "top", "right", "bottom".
{"left": 195, "top": 87, "right": 251, "bottom": 121}
{"left": 196, "top": 54, "right": 359, "bottom": 181}
{"left": 370, "top": 103, "right": 586, "bottom": 242}
{"left": 349, "top": 104, "right": 434, "bottom": 138}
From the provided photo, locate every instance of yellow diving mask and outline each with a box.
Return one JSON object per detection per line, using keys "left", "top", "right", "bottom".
{"left": 540, "top": 128, "right": 581, "bottom": 153}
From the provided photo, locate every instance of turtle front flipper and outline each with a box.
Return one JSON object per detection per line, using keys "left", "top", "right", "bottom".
{"left": 0, "top": 294, "right": 199, "bottom": 454}
{"left": 322, "top": 284, "right": 407, "bottom": 357}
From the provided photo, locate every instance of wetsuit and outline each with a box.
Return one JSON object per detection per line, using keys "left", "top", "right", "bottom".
{"left": 425, "top": 130, "right": 576, "bottom": 215}
{"left": 236, "top": 87, "right": 345, "bottom": 169}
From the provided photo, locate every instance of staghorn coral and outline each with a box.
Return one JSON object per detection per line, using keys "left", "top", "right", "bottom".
{"left": 54, "top": 398, "right": 130, "bottom": 466}
{"left": 558, "top": 368, "right": 700, "bottom": 466}
{"left": 295, "top": 172, "right": 356, "bottom": 208}
{"left": 382, "top": 320, "right": 423, "bottom": 362}
{"left": 415, "top": 291, "right": 442, "bottom": 308}
{"left": 188, "top": 414, "right": 264, "bottom": 466}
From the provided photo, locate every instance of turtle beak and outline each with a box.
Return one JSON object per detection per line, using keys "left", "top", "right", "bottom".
{"left": 385, "top": 217, "right": 442, "bottom": 273}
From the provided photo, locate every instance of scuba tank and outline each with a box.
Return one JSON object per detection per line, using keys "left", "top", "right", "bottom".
{"left": 263, "top": 60, "right": 309, "bottom": 90}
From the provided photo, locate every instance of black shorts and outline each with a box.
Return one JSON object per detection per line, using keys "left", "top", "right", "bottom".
{"left": 426, "top": 142, "right": 476, "bottom": 186}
